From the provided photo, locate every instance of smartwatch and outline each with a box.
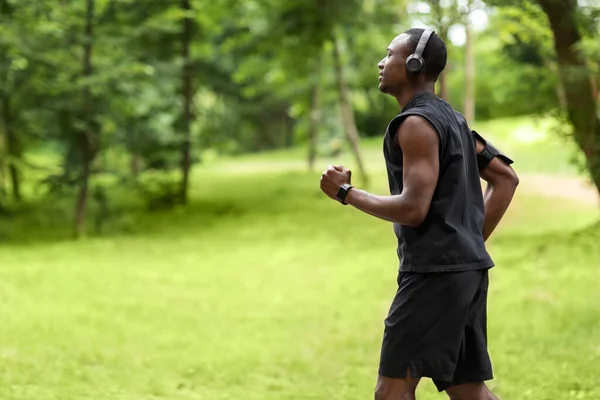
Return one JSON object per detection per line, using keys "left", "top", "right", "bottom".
{"left": 336, "top": 183, "right": 353, "bottom": 205}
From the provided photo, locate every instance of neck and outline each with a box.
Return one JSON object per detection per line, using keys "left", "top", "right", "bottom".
{"left": 395, "top": 82, "right": 436, "bottom": 109}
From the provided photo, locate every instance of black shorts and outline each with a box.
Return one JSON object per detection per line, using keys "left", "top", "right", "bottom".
{"left": 378, "top": 269, "right": 493, "bottom": 392}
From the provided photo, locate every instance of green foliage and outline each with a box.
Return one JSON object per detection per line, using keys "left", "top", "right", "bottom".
{"left": 2, "top": 0, "right": 599, "bottom": 231}
{"left": 444, "top": 2, "right": 561, "bottom": 120}
{"left": 135, "top": 170, "right": 182, "bottom": 211}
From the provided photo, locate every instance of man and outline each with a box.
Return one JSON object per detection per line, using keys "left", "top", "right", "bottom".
{"left": 319, "top": 28, "right": 519, "bottom": 400}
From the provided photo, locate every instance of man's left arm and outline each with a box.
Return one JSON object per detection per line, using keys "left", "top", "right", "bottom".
{"left": 320, "top": 116, "right": 439, "bottom": 226}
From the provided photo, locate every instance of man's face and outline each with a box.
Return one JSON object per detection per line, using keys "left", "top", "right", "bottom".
{"left": 378, "top": 34, "right": 411, "bottom": 95}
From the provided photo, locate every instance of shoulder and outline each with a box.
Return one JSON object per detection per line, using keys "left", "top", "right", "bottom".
{"left": 452, "top": 109, "right": 466, "bottom": 121}
{"left": 395, "top": 115, "right": 440, "bottom": 152}
{"left": 397, "top": 115, "right": 435, "bottom": 134}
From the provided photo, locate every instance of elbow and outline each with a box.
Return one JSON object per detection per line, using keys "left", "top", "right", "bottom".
{"left": 407, "top": 213, "right": 427, "bottom": 227}
{"left": 397, "top": 205, "right": 428, "bottom": 227}
{"left": 506, "top": 169, "right": 519, "bottom": 191}
{"left": 489, "top": 169, "right": 519, "bottom": 192}
{"left": 507, "top": 168, "right": 519, "bottom": 188}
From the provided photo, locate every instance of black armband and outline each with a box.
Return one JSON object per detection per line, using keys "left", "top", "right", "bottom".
{"left": 472, "top": 130, "right": 514, "bottom": 172}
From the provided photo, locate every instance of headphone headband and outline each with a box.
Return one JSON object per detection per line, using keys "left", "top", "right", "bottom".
{"left": 414, "top": 29, "right": 433, "bottom": 59}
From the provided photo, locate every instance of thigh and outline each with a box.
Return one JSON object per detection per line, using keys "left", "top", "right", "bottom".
{"left": 434, "top": 270, "right": 493, "bottom": 392}
{"left": 379, "top": 271, "right": 485, "bottom": 381}
{"left": 456, "top": 270, "right": 492, "bottom": 379}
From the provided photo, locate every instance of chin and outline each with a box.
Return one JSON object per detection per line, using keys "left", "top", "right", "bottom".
{"left": 379, "top": 84, "right": 396, "bottom": 96}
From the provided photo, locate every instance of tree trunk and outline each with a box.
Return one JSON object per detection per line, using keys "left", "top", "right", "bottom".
{"left": 7, "top": 149, "right": 20, "bottom": 203}
{"left": 131, "top": 151, "right": 141, "bottom": 178}
{"left": 464, "top": 13, "right": 475, "bottom": 123}
{"left": 1, "top": 93, "right": 20, "bottom": 201}
{"left": 0, "top": 0, "right": 19, "bottom": 202}
{"left": 285, "top": 113, "right": 294, "bottom": 148}
{"left": 0, "top": 99, "right": 7, "bottom": 201}
{"left": 555, "top": 78, "right": 568, "bottom": 109}
{"left": 0, "top": 164, "right": 5, "bottom": 203}
{"left": 331, "top": 34, "right": 369, "bottom": 187}
{"left": 537, "top": 0, "right": 600, "bottom": 198}
{"left": 127, "top": 123, "right": 142, "bottom": 178}
{"left": 547, "top": 61, "right": 568, "bottom": 108}
{"left": 308, "top": 53, "right": 322, "bottom": 171}
{"left": 179, "top": 0, "right": 193, "bottom": 205}
{"left": 74, "top": 0, "right": 95, "bottom": 238}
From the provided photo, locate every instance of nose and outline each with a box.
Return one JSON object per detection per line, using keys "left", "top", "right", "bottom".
{"left": 378, "top": 58, "right": 385, "bottom": 70}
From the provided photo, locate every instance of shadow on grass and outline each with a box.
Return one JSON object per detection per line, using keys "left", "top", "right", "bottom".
{"left": 492, "top": 220, "right": 600, "bottom": 246}
{"left": 0, "top": 171, "right": 326, "bottom": 246}
{"left": 489, "top": 220, "right": 600, "bottom": 266}
{"left": 4, "top": 168, "right": 597, "bottom": 253}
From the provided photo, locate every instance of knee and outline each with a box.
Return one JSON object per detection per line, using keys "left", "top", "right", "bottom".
{"left": 375, "top": 371, "right": 418, "bottom": 400}
{"left": 374, "top": 383, "right": 389, "bottom": 400}
{"left": 375, "top": 390, "right": 411, "bottom": 400}
{"left": 445, "top": 390, "right": 468, "bottom": 400}
{"left": 445, "top": 384, "right": 497, "bottom": 400}
{"left": 374, "top": 385, "right": 415, "bottom": 400}
{"left": 445, "top": 386, "right": 471, "bottom": 400}
{"left": 445, "top": 394, "right": 496, "bottom": 400}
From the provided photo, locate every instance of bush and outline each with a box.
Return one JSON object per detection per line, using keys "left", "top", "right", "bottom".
{"left": 135, "top": 170, "right": 181, "bottom": 211}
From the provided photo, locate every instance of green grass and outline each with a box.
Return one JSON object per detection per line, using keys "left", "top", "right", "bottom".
{"left": 1, "top": 152, "right": 600, "bottom": 399}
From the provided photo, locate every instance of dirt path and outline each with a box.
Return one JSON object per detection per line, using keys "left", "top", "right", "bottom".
{"left": 517, "top": 173, "right": 599, "bottom": 205}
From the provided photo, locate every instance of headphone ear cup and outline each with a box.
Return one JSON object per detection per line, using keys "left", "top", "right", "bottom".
{"left": 405, "top": 56, "right": 423, "bottom": 76}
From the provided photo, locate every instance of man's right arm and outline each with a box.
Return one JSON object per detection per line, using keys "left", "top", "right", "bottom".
{"left": 474, "top": 136, "right": 519, "bottom": 241}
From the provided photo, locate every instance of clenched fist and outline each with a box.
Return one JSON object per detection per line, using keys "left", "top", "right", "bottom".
{"left": 320, "top": 165, "right": 352, "bottom": 201}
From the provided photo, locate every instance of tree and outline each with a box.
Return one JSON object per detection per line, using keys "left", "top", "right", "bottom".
{"left": 307, "top": 52, "right": 322, "bottom": 171}
{"left": 179, "top": 0, "right": 193, "bottom": 204}
{"left": 536, "top": 0, "right": 600, "bottom": 196}
{"left": 458, "top": 0, "right": 484, "bottom": 123}
{"left": 332, "top": 31, "right": 369, "bottom": 186}
{"left": 73, "top": 0, "right": 96, "bottom": 238}
{"left": 257, "top": 0, "right": 371, "bottom": 184}
{"left": 0, "top": 0, "right": 433, "bottom": 240}
{"left": 488, "top": 3, "right": 566, "bottom": 108}
{"left": 0, "top": 0, "right": 23, "bottom": 201}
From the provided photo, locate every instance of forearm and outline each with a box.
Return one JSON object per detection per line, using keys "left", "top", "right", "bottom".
{"left": 482, "top": 182, "right": 516, "bottom": 241}
{"left": 344, "top": 188, "right": 424, "bottom": 226}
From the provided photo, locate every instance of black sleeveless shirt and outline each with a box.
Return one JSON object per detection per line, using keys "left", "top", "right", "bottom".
{"left": 383, "top": 91, "right": 494, "bottom": 272}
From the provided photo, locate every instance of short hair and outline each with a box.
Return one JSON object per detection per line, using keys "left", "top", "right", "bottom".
{"left": 403, "top": 28, "right": 447, "bottom": 82}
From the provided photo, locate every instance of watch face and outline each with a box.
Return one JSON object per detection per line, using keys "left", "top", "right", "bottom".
{"left": 336, "top": 184, "right": 352, "bottom": 205}
{"left": 336, "top": 186, "right": 348, "bottom": 201}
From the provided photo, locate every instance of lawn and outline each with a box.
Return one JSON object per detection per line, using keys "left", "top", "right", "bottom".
{"left": 1, "top": 147, "right": 599, "bottom": 399}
